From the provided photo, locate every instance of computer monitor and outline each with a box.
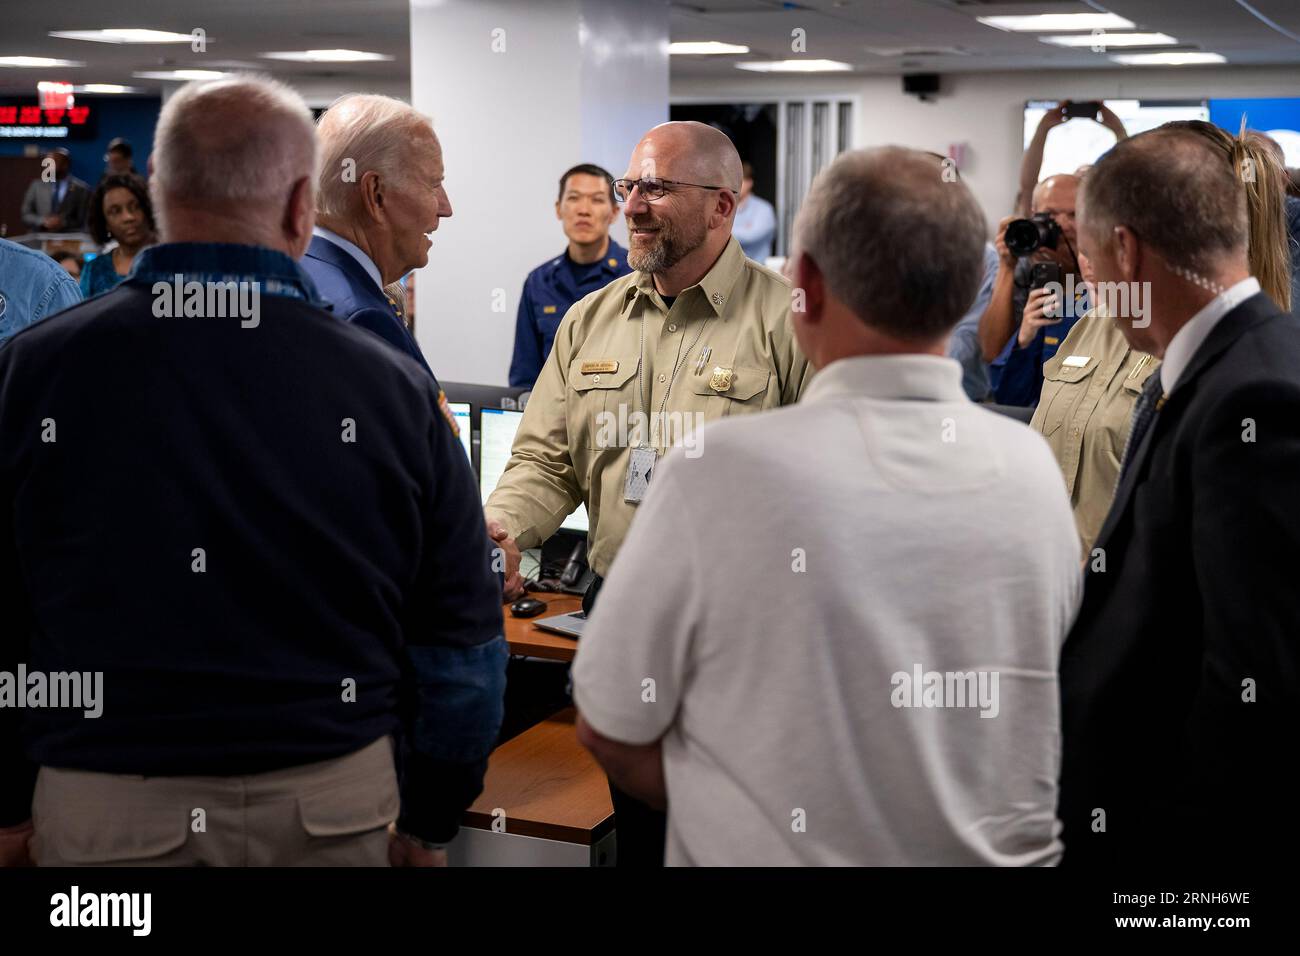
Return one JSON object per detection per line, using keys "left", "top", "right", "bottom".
{"left": 440, "top": 381, "right": 530, "bottom": 433}
{"left": 447, "top": 402, "right": 472, "bottom": 465}
{"left": 479, "top": 407, "right": 589, "bottom": 534}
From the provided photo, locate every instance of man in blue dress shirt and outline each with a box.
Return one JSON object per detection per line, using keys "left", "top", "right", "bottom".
{"left": 732, "top": 161, "right": 777, "bottom": 262}
{"left": 508, "top": 164, "right": 631, "bottom": 388}
{"left": 303, "top": 94, "right": 454, "bottom": 380}
{"left": 945, "top": 242, "right": 1000, "bottom": 401}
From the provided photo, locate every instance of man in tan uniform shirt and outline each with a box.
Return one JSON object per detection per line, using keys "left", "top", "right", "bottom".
{"left": 1031, "top": 301, "right": 1157, "bottom": 554}
{"left": 486, "top": 121, "right": 809, "bottom": 598}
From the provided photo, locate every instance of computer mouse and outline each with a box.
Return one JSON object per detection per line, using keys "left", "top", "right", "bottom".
{"left": 510, "top": 597, "right": 548, "bottom": 618}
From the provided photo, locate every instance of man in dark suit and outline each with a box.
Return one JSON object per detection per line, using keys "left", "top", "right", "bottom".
{"left": 303, "top": 94, "right": 453, "bottom": 379}
{"left": 1060, "top": 125, "right": 1300, "bottom": 866}
{"left": 0, "top": 76, "right": 505, "bottom": 868}
{"left": 20, "top": 148, "right": 92, "bottom": 233}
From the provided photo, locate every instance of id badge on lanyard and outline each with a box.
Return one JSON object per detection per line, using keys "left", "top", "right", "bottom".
{"left": 623, "top": 444, "right": 657, "bottom": 504}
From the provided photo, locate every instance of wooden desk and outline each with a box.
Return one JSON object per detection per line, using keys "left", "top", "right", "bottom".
{"left": 503, "top": 593, "right": 582, "bottom": 662}
{"left": 454, "top": 707, "right": 615, "bottom": 866}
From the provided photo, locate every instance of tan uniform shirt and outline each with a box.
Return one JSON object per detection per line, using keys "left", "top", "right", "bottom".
{"left": 1030, "top": 308, "right": 1159, "bottom": 554}
{"left": 485, "top": 237, "right": 810, "bottom": 576}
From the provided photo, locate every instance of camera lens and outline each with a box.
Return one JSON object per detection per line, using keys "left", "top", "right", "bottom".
{"left": 1004, "top": 219, "right": 1042, "bottom": 257}
{"left": 1004, "top": 215, "right": 1061, "bottom": 258}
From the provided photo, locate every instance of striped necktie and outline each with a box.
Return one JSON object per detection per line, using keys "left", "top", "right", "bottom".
{"left": 1119, "top": 373, "right": 1165, "bottom": 479}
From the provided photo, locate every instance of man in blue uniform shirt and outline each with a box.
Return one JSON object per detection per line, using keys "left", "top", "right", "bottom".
{"left": 989, "top": 259, "right": 1088, "bottom": 406}
{"left": 508, "top": 164, "right": 631, "bottom": 388}
{"left": 979, "top": 174, "right": 1085, "bottom": 407}
{"left": 304, "top": 94, "right": 453, "bottom": 381}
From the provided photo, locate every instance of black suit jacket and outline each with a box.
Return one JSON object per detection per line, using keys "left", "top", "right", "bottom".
{"left": 1058, "top": 292, "right": 1300, "bottom": 866}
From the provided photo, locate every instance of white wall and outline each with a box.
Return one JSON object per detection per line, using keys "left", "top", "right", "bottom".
{"left": 289, "top": 76, "right": 412, "bottom": 110}
{"left": 672, "top": 66, "right": 1300, "bottom": 231}
{"left": 410, "top": 0, "right": 668, "bottom": 385}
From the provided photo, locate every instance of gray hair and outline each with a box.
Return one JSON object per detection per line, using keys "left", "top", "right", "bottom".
{"left": 151, "top": 76, "right": 317, "bottom": 211}
{"left": 1081, "top": 126, "right": 1248, "bottom": 278}
{"left": 315, "top": 94, "right": 434, "bottom": 220}
{"left": 794, "top": 147, "right": 987, "bottom": 341}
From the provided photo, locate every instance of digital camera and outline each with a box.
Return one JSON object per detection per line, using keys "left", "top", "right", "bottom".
{"left": 1004, "top": 213, "right": 1062, "bottom": 257}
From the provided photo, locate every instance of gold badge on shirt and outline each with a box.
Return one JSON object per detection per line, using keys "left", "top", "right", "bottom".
{"left": 581, "top": 360, "right": 619, "bottom": 374}
{"left": 709, "top": 366, "right": 734, "bottom": 392}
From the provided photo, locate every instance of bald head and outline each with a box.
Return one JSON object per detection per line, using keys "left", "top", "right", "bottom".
{"left": 1032, "top": 174, "right": 1080, "bottom": 211}
{"left": 151, "top": 76, "right": 317, "bottom": 253}
{"left": 631, "top": 121, "right": 743, "bottom": 193}
{"left": 622, "top": 121, "right": 744, "bottom": 292}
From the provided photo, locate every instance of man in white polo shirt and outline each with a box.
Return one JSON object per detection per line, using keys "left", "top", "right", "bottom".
{"left": 572, "top": 146, "right": 1082, "bottom": 866}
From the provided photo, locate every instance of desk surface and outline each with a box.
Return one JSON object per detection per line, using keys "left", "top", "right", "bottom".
{"left": 464, "top": 707, "right": 614, "bottom": 843}
{"left": 503, "top": 593, "right": 583, "bottom": 662}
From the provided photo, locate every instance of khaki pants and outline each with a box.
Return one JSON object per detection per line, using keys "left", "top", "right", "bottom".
{"left": 32, "top": 736, "right": 399, "bottom": 866}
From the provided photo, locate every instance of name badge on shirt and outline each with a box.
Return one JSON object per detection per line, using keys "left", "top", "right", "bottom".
{"left": 581, "top": 360, "right": 619, "bottom": 375}
{"left": 1061, "top": 354, "right": 1091, "bottom": 368}
{"left": 543, "top": 305, "right": 558, "bottom": 314}
{"left": 1044, "top": 336, "right": 1060, "bottom": 346}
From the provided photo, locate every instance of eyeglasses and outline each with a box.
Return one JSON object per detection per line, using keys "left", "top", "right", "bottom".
{"left": 612, "top": 177, "right": 736, "bottom": 203}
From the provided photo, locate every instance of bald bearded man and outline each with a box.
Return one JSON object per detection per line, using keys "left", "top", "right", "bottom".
{"left": 484, "top": 121, "right": 809, "bottom": 865}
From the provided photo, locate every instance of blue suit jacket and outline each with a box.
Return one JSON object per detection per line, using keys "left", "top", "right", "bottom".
{"left": 301, "top": 235, "right": 435, "bottom": 378}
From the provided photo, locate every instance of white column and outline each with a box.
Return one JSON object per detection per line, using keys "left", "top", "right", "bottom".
{"left": 410, "top": 0, "right": 669, "bottom": 385}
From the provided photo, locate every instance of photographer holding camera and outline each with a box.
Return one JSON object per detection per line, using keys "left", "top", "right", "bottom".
{"left": 976, "top": 102, "right": 1129, "bottom": 408}
{"left": 978, "top": 173, "right": 1086, "bottom": 407}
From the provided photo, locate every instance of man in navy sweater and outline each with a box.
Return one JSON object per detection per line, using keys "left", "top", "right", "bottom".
{"left": 0, "top": 77, "right": 505, "bottom": 867}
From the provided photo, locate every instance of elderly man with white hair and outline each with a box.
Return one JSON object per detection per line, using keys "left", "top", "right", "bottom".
{"left": 303, "top": 94, "right": 453, "bottom": 378}
{"left": 0, "top": 76, "right": 506, "bottom": 868}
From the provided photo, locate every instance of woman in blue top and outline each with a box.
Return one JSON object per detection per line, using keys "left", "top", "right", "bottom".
{"left": 81, "top": 173, "right": 156, "bottom": 298}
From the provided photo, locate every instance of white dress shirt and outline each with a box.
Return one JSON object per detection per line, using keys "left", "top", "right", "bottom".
{"left": 312, "top": 226, "right": 383, "bottom": 293}
{"left": 573, "top": 354, "right": 1082, "bottom": 866}
{"left": 1160, "top": 277, "right": 1260, "bottom": 394}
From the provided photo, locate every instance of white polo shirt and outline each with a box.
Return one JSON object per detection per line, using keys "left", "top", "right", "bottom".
{"left": 572, "top": 354, "right": 1082, "bottom": 866}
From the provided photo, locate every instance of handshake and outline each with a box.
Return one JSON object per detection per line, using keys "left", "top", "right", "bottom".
{"left": 486, "top": 516, "right": 526, "bottom": 601}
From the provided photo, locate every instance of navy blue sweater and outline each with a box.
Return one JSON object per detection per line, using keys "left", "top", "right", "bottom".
{"left": 0, "top": 244, "right": 505, "bottom": 842}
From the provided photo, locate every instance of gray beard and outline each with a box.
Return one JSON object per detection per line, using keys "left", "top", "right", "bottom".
{"left": 628, "top": 220, "right": 706, "bottom": 274}
{"left": 629, "top": 241, "right": 669, "bottom": 273}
